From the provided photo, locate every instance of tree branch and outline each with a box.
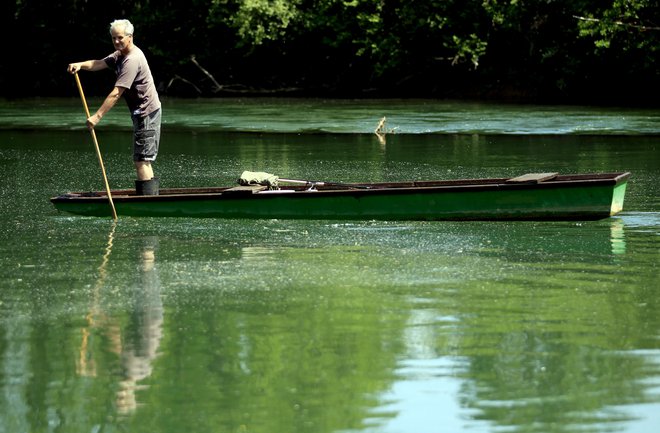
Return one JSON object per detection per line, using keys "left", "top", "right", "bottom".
{"left": 166, "top": 74, "right": 202, "bottom": 94}
{"left": 190, "top": 55, "right": 224, "bottom": 92}
{"left": 573, "top": 15, "right": 660, "bottom": 31}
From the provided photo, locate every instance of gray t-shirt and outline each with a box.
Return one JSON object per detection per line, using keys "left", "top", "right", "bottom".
{"left": 104, "top": 46, "right": 161, "bottom": 116}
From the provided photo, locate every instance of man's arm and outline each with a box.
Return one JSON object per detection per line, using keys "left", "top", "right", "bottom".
{"left": 87, "top": 86, "right": 126, "bottom": 129}
{"left": 67, "top": 59, "right": 108, "bottom": 74}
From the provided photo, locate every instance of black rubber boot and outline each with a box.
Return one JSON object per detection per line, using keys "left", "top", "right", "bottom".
{"left": 135, "top": 177, "right": 159, "bottom": 195}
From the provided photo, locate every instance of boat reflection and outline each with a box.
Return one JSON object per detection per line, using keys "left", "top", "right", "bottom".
{"left": 610, "top": 218, "right": 626, "bottom": 255}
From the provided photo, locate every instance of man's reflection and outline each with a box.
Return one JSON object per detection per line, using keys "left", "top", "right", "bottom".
{"left": 76, "top": 235, "right": 164, "bottom": 416}
{"left": 116, "top": 236, "right": 164, "bottom": 414}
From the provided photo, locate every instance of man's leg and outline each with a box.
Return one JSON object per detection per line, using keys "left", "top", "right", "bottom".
{"left": 132, "top": 109, "right": 161, "bottom": 181}
{"left": 135, "top": 161, "right": 154, "bottom": 181}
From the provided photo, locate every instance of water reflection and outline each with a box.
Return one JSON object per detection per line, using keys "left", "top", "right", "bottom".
{"left": 373, "top": 217, "right": 658, "bottom": 432}
{"left": 76, "top": 231, "right": 164, "bottom": 416}
{"left": 77, "top": 222, "right": 117, "bottom": 377}
{"left": 610, "top": 218, "right": 626, "bottom": 255}
{"left": 116, "top": 236, "right": 163, "bottom": 415}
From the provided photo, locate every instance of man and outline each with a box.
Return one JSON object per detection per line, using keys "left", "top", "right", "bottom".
{"left": 68, "top": 19, "right": 161, "bottom": 195}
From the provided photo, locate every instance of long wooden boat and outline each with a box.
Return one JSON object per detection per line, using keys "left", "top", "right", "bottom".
{"left": 50, "top": 172, "right": 630, "bottom": 221}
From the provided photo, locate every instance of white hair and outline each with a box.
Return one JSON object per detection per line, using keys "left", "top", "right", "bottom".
{"left": 109, "top": 19, "right": 134, "bottom": 36}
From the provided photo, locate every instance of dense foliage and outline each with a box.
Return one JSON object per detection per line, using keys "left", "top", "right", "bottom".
{"left": 3, "top": 0, "right": 658, "bottom": 104}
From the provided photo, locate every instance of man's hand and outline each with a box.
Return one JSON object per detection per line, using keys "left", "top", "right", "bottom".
{"left": 86, "top": 113, "right": 101, "bottom": 130}
{"left": 67, "top": 63, "right": 81, "bottom": 74}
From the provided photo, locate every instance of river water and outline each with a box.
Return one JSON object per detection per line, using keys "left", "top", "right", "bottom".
{"left": 1, "top": 98, "right": 659, "bottom": 433}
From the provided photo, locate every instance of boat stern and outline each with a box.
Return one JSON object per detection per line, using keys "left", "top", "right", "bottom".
{"left": 610, "top": 181, "right": 628, "bottom": 216}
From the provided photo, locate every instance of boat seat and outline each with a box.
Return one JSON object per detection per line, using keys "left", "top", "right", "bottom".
{"left": 506, "top": 172, "right": 559, "bottom": 183}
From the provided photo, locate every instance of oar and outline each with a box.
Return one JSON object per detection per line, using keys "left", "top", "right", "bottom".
{"left": 74, "top": 72, "right": 118, "bottom": 220}
{"left": 279, "top": 178, "right": 373, "bottom": 189}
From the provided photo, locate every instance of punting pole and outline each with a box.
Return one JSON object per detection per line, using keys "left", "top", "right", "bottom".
{"left": 74, "top": 72, "right": 118, "bottom": 220}
{"left": 279, "top": 178, "right": 372, "bottom": 189}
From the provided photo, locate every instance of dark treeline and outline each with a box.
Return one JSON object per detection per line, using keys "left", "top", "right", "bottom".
{"left": 3, "top": 0, "right": 658, "bottom": 105}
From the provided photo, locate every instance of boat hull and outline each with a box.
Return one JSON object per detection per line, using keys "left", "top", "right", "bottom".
{"left": 50, "top": 173, "right": 630, "bottom": 221}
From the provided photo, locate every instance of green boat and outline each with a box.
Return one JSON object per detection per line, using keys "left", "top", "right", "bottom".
{"left": 50, "top": 172, "right": 630, "bottom": 221}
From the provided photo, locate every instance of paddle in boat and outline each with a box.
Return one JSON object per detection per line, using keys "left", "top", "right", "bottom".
{"left": 50, "top": 171, "right": 630, "bottom": 221}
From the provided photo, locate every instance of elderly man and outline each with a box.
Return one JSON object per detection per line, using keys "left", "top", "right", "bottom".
{"left": 68, "top": 19, "right": 162, "bottom": 195}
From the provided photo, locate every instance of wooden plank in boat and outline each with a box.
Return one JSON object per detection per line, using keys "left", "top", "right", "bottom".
{"left": 506, "top": 173, "right": 559, "bottom": 183}
{"left": 223, "top": 185, "right": 268, "bottom": 194}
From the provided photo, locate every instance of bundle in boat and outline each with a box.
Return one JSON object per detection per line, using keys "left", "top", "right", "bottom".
{"left": 237, "top": 171, "right": 280, "bottom": 189}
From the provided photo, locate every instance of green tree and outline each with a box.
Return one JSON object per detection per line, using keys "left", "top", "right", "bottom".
{"left": 573, "top": 0, "right": 659, "bottom": 101}
{"left": 575, "top": 0, "right": 659, "bottom": 51}
{"left": 1, "top": 0, "right": 657, "bottom": 103}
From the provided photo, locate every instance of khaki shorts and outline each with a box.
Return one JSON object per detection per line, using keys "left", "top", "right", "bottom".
{"left": 132, "top": 108, "right": 161, "bottom": 162}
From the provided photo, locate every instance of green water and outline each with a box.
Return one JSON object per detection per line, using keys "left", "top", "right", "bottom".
{"left": 1, "top": 98, "right": 659, "bottom": 433}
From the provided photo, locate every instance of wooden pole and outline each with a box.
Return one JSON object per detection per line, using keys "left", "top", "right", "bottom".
{"left": 74, "top": 73, "right": 118, "bottom": 220}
